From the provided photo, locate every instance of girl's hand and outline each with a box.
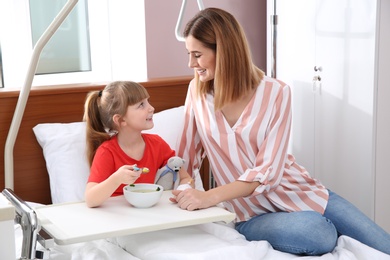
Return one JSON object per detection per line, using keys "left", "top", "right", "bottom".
{"left": 114, "top": 165, "right": 141, "bottom": 185}
{"left": 170, "top": 189, "right": 213, "bottom": 211}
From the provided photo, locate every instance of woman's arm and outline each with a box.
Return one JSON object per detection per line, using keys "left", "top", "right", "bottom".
{"left": 172, "top": 180, "right": 260, "bottom": 210}
{"left": 176, "top": 81, "right": 204, "bottom": 178}
{"left": 237, "top": 83, "right": 293, "bottom": 193}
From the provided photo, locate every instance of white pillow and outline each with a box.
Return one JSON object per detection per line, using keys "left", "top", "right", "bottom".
{"left": 33, "top": 106, "right": 189, "bottom": 204}
{"left": 33, "top": 122, "right": 89, "bottom": 204}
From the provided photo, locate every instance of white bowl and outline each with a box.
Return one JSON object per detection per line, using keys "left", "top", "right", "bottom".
{"left": 123, "top": 183, "right": 164, "bottom": 208}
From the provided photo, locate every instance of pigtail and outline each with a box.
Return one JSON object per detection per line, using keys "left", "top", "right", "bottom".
{"left": 83, "top": 90, "right": 110, "bottom": 166}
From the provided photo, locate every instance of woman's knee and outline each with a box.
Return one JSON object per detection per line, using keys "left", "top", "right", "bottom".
{"left": 237, "top": 211, "right": 338, "bottom": 255}
{"left": 280, "top": 211, "right": 338, "bottom": 255}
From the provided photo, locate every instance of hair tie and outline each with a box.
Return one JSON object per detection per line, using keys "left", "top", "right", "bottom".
{"left": 98, "top": 90, "right": 103, "bottom": 97}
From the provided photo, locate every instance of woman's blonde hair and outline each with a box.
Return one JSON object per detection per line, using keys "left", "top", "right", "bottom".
{"left": 183, "top": 7, "right": 264, "bottom": 110}
{"left": 83, "top": 81, "right": 149, "bottom": 165}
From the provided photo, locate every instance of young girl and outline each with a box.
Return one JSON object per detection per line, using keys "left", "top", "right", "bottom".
{"left": 83, "top": 81, "right": 193, "bottom": 207}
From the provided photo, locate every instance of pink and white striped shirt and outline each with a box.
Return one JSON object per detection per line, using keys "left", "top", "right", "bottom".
{"left": 177, "top": 76, "right": 329, "bottom": 222}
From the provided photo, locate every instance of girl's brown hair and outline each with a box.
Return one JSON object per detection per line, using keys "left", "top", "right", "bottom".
{"left": 183, "top": 7, "right": 264, "bottom": 110}
{"left": 83, "top": 81, "right": 149, "bottom": 165}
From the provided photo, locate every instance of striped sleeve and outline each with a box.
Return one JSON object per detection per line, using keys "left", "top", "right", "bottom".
{"left": 177, "top": 80, "right": 204, "bottom": 178}
{"left": 238, "top": 81, "right": 292, "bottom": 194}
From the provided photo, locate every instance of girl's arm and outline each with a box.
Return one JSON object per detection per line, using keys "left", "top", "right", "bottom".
{"left": 85, "top": 165, "right": 140, "bottom": 207}
{"left": 178, "top": 167, "right": 195, "bottom": 188}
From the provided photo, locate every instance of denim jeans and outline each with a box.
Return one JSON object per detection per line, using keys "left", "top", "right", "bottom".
{"left": 235, "top": 190, "right": 390, "bottom": 256}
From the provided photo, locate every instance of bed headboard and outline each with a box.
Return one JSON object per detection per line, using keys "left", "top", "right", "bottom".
{"left": 0, "top": 76, "right": 197, "bottom": 204}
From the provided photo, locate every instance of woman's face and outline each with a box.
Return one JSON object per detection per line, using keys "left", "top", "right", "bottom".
{"left": 185, "top": 35, "right": 216, "bottom": 82}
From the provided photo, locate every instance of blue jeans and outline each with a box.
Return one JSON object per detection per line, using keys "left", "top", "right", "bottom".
{"left": 235, "top": 190, "right": 390, "bottom": 256}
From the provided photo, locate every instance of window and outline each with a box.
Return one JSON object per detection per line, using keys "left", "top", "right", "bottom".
{"left": 0, "top": 0, "right": 147, "bottom": 88}
{"left": 30, "top": 0, "right": 91, "bottom": 75}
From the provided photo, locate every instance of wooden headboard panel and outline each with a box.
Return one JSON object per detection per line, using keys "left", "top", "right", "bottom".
{"left": 0, "top": 76, "right": 193, "bottom": 204}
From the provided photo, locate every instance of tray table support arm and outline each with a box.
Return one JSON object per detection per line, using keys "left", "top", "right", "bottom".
{"left": 2, "top": 188, "right": 52, "bottom": 259}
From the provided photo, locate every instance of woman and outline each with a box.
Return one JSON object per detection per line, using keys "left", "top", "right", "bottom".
{"left": 171, "top": 7, "right": 390, "bottom": 256}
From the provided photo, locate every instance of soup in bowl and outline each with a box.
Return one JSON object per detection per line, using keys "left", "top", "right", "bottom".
{"left": 123, "top": 183, "right": 164, "bottom": 208}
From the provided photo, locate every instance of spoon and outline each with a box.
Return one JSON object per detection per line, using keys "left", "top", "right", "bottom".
{"left": 133, "top": 166, "right": 150, "bottom": 174}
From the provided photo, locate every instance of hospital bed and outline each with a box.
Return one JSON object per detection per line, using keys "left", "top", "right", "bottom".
{"left": 1, "top": 76, "right": 389, "bottom": 259}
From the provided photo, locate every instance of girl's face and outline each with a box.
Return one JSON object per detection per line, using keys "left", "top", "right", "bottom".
{"left": 119, "top": 98, "right": 155, "bottom": 131}
{"left": 185, "top": 35, "right": 216, "bottom": 82}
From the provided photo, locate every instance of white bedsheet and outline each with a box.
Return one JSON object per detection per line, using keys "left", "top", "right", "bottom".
{"left": 15, "top": 221, "right": 390, "bottom": 260}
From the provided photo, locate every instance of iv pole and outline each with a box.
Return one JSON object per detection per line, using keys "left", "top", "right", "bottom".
{"left": 270, "top": 0, "right": 278, "bottom": 78}
{"left": 175, "top": 0, "right": 204, "bottom": 42}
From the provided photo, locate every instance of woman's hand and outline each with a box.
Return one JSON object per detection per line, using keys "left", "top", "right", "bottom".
{"left": 170, "top": 180, "right": 260, "bottom": 211}
{"left": 170, "top": 189, "right": 214, "bottom": 211}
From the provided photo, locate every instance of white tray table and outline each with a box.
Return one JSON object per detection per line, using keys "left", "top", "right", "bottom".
{"left": 35, "top": 191, "right": 236, "bottom": 245}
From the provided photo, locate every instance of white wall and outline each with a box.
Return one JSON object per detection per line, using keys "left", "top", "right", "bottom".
{"left": 374, "top": 0, "right": 390, "bottom": 233}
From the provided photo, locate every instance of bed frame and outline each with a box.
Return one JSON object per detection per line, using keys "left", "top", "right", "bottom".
{"left": 0, "top": 76, "right": 210, "bottom": 204}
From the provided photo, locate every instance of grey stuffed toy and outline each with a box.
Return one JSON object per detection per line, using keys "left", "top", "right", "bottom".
{"left": 155, "top": 156, "right": 185, "bottom": 190}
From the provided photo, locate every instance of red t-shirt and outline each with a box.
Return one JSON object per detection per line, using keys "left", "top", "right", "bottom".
{"left": 88, "top": 134, "right": 175, "bottom": 196}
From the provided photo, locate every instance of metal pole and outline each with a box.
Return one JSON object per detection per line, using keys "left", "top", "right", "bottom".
{"left": 175, "top": 0, "right": 204, "bottom": 42}
{"left": 270, "top": 0, "right": 278, "bottom": 78}
{"left": 4, "top": 0, "right": 79, "bottom": 189}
